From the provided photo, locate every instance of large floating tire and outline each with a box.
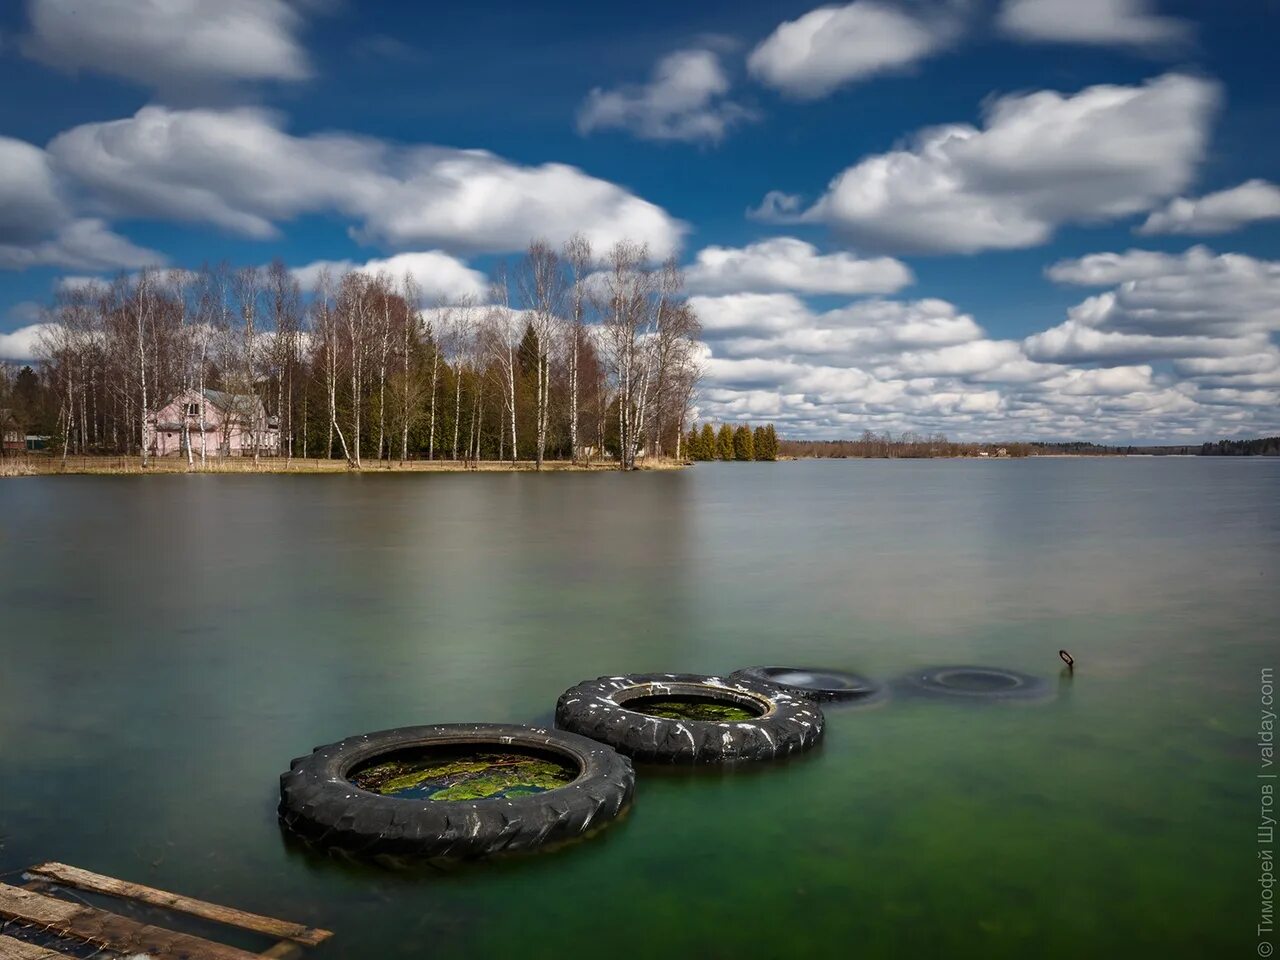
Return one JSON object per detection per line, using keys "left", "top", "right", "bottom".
{"left": 278, "top": 723, "right": 634, "bottom": 863}
{"left": 555, "top": 673, "right": 824, "bottom": 764}
{"left": 896, "top": 665, "right": 1051, "bottom": 702}
{"left": 730, "top": 665, "right": 887, "bottom": 706}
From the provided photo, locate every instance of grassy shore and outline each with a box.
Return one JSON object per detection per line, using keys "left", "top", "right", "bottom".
{"left": 0, "top": 455, "right": 688, "bottom": 477}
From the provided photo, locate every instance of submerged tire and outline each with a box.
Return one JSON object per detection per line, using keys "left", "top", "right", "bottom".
{"left": 730, "top": 665, "right": 887, "bottom": 706}
{"left": 897, "top": 665, "right": 1051, "bottom": 702}
{"left": 278, "top": 723, "right": 634, "bottom": 862}
{"left": 555, "top": 673, "right": 824, "bottom": 764}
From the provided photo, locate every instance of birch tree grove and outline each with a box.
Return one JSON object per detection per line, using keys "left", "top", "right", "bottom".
{"left": 29, "top": 237, "right": 702, "bottom": 469}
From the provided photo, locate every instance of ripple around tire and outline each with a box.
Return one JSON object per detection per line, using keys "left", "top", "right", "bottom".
{"left": 895, "top": 665, "right": 1053, "bottom": 702}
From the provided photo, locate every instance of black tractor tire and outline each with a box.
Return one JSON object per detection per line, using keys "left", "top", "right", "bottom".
{"left": 278, "top": 723, "right": 633, "bottom": 863}
{"left": 730, "top": 665, "right": 887, "bottom": 706}
{"left": 554, "top": 672, "right": 824, "bottom": 764}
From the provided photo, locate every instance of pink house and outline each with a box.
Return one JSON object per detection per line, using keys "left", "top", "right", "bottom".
{"left": 147, "top": 388, "right": 280, "bottom": 457}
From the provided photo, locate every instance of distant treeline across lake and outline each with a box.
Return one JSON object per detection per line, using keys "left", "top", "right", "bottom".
{"left": 769, "top": 433, "right": 1280, "bottom": 459}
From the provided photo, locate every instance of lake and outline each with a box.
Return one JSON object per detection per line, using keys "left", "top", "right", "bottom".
{"left": 1, "top": 458, "right": 1276, "bottom": 958}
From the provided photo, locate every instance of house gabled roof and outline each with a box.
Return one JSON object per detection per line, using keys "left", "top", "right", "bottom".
{"left": 201, "top": 389, "right": 262, "bottom": 412}
{"left": 153, "top": 389, "right": 269, "bottom": 425}
{"left": 159, "top": 389, "right": 262, "bottom": 413}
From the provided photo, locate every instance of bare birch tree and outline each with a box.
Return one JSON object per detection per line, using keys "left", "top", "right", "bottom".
{"left": 266, "top": 260, "right": 302, "bottom": 462}
{"left": 563, "top": 234, "right": 592, "bottom": 463}
{"left": 313, "top": 270, "right": 353, "bottom": 465}
{"left": 517, "top": 240, "right": 566, "bottom": 470}
{"left": 482, "top": 270, "right": 521, "bottom": 466}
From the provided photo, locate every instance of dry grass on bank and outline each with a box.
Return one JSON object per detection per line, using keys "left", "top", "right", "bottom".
{"left": 0, "top": 459, "right": 36, "bottom": 477}
{"left": 1, "top": 455, "right": 688, "bottom": 477}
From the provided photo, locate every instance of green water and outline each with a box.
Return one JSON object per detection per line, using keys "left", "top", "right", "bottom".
{"left": 0, "top": 459, "right": 1275, "bottom": 957}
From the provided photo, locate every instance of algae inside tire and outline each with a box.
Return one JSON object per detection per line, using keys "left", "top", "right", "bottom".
{"left": 350, "top": 750, "right": 576, "bottom": 801}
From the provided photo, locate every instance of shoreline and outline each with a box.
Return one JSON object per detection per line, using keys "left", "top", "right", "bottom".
{"left": 0, "top": 456, "right": 689, "bottom": 477}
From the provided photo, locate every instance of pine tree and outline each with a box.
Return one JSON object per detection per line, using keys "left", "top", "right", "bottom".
{"left": 753, "top": 425, "right": 767, "bottom": 461}
{"left": 716, "top": 424, "right": 734, "bottom": 461}
{"left": 734, "top": 423, "right": 755, "bottom": 461}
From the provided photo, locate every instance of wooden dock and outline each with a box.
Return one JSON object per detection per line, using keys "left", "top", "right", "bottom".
{"left": 0, "top": 862, "right": 331, "bottom": 960}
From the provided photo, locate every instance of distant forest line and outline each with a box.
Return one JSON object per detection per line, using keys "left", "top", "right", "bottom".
{"left": 772, "top": 433, "right": 1280, "bottom": 459}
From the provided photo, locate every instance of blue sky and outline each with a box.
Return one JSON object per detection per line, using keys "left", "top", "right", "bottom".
{"left": 1, "top": 0, "right": 1277, "bottom": 441}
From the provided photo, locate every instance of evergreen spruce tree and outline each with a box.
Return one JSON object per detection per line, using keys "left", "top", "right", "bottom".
{"left": 760, "top": 423, "right": 779, "bottom": 461}
{"left": 701, "top": 423, "right": 716, "bottom": 461}
{"left": 685, "top": 428, "right": 699, "bottom": 460}
{"left": 716, "top": 424, "right": 734, "bottom": 461}
{"left": 753, "top": 425, "right": 767, "bottom": 460}
{"left": 734, "top": 424, "right": 755, "bottom": 461}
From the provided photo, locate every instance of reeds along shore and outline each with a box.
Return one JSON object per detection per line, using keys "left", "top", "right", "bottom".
{"left": 0, "top": 455, "right": 688, "bottom": 477}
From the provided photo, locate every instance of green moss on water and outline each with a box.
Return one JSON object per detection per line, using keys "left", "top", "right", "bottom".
{"left": 629, "top": 696, "right": 756, "bottom": 722}
{"left": 350, "top": 752, "right": 576, "bottom": 801}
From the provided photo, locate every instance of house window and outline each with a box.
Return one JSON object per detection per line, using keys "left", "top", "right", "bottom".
{"left": 186, "top": 403, "right": 200, "bottom": 417}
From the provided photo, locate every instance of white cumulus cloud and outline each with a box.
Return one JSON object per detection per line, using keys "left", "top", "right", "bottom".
{"left": 1027, "top": 246, "right": 1280, "bottom": 364}
{"left": 0, "top": 135, "right": 165, "bottom": 271}
{"left": 22, "top": 0, "right": 311, "bottom": 93}
{"left": 0, "top": 323, "right": 56, "bottom": 362}
{"left": 1000, "top": 0, "right": 1191, "bottom": 48}
{"left": 0, "top": 137, "right": 66, "bottom": 246}
{"left": 0, "top": 219, "right": 164, "bottom": 271}
{"left": 691, "top": 246, "right": 1280, "bottom": 441}
{"left": 291, "top": 251, "right": 489, "bottom": 304}
{"left": 754, "top": 73, "right": 1217, "bottom": 253}
{"left": 684, "top": 238, "right": 912, "bottom": 295}
{"left": 1137, "top": 180, "right": 1280, "bottom": 236}
{"left": 46, "top": 106, "right": 686, "bottom": 257}
{"left": 748, "top": 1, "right": 961, "bottom": 100}
{"left": 577, "top": 49, "right": 756, "bottom": 144}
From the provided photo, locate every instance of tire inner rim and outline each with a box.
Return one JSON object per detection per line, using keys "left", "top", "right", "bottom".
{"left": 347, "top": 744, "right": 581, "bottom": 801}
{"left": 612, "top": 682, "right": 773, "bottom": 722}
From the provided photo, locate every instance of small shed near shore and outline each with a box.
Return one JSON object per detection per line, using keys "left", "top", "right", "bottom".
{"left": 0, "top": 408, "right": 24, "bottom": 455}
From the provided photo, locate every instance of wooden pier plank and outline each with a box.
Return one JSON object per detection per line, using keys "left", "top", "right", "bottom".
{"left": 27, "top": 864, "right": 330, "bottom": 947}
{"left": 0, "top": 934, "right": 71, "bottom": 960}
{"left": 0, "top": 882, "right": 263, "bottom": 960}
{"left": 258, "top": 942, "right": 304, "bottom": 959}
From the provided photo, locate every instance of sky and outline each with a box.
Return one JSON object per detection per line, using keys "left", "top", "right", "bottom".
{"left": 0, "top": 0, "right": 1277, "bottom": 442}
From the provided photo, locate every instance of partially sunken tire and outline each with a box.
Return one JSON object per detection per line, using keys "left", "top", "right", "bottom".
{"left": 897, "top": 665, "right": 1051, "bottom": 702}
{"left": 555, "top": 673, "right": 824, "bottom": 764}
{"left": 278, "top": 723, "right": 634, "bottom": 862}
{"left": 730, "top": 665, "right": 887, "bottom": 705}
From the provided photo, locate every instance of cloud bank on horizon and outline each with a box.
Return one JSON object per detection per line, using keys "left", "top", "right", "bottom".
{"left": 0, "top": 0, "right": 1277, "bottom": 443}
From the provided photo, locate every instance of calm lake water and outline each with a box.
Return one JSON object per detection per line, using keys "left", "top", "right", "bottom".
{"left": 1, "top": 459, "right": 1276, "bottom": 958}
